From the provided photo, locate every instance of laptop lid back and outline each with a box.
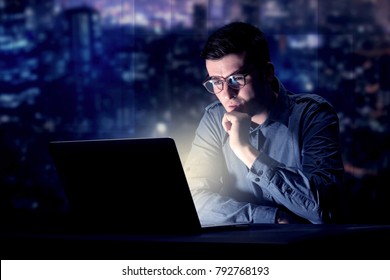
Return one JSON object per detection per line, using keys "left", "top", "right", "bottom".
{"left": 48, "top": 137, "right": 202, "bottom": 235}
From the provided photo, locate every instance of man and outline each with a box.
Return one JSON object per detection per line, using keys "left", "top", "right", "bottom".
{"left": 184, "top": 22, "right": 344, "bottom": 224}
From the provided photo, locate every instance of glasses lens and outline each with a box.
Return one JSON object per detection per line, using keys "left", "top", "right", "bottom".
{"left": 227, "top": 74, "right": 245, "bottom": 89}
{"left": 204, "top": 79, "right": 223, "bottom": 94}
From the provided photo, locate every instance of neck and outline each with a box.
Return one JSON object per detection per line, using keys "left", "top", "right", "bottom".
{"left": 251, "top": 90, "right": 278, "bottom": 125}
{"left": 251, "top": 112, "right": 268, "bottom": 125}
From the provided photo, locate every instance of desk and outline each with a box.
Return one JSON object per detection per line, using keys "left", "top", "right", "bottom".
{"left": 2, "top": 224, "right": 390, "bottom": 260}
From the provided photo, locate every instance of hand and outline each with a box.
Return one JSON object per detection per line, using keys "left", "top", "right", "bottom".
{"left": 222, "top": 111, "right": 252, "bottom": 149}
{"left": 276, "top": 209, "right": 309, "bottom": 224}
{"left": 222, "top": 111, "right": 259, "bottom": 168}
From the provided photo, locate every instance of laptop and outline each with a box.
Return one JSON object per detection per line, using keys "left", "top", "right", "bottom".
{"left": 48, "top": 137, "right": 248, "bottom": 235}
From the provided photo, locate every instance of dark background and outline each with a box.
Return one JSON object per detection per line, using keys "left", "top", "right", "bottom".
{"left": 1, "top": 0, "right": 390, "bottom": 224}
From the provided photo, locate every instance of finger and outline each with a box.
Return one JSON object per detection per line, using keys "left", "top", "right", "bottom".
{"left": 222, "top": 114, "right": 232, "bottom": 132}
{"left": 224, "top": 121, "right": 232, "bottom": 132}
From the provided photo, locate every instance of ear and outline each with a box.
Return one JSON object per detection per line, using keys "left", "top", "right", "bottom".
{"left": 265, "top": 62, "right": 275, "bottom": 83}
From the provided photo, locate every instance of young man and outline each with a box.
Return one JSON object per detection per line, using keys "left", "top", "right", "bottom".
{"left": 184, "top": 22, "right": 344, "bottom": 224}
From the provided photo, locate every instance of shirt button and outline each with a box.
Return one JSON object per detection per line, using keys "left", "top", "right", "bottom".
{"left": 286, "top": 187, "right": 293, "bottom": 194}
{"left": 258, "top": 170, "right": 263, "bottom": 175}
{"left": 255, "top": 177, "right": 260, "bottom": 182}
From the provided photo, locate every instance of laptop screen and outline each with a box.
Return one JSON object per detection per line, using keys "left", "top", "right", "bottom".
{"left": 48, "top": 137, "right": 202, "bottom": 235}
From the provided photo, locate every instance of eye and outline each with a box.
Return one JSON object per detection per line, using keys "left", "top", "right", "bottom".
{"left": 211, "top": 79, "right": 223, "bottom": 85}
{"left": 228, "top": 75, "right": 245, "bottom": 86}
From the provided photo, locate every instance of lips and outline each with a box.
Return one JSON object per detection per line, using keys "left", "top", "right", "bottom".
{"left": 227, "top": 103, "right": 241, "bottom": 111}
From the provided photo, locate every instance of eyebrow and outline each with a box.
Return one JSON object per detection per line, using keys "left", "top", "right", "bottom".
{"left": 205, "top": 65, "right": 248, "bottom": 80}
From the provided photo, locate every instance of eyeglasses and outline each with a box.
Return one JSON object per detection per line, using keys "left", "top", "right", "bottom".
{"left": 202, "top": 67, "right": 253, "bottom": 94}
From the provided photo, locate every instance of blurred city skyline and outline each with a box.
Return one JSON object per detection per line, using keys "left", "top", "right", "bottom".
{"left": 58, "top": 0, "right": 390, "bottom": 33}
{"left": 1, "top": 0, "right": 390, "bottom": 223}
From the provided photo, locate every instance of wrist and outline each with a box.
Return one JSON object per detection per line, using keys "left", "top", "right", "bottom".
{"left": 236, "top": 144, "right": 259, "bottom": 169}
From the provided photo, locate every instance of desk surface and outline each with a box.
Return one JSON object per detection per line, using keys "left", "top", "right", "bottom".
{"left": 2, "top": 223, "right": 390, "bottom": 260}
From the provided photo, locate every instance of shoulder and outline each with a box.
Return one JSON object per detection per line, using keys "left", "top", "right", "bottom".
{"left": 287, "top": 92, "right": 339, "bottom": 127}
{"left": 196, "top": 100, "right": 227, "bottom": 141}
{"left": 291, "top": 92, "right": 329, "bottom": 104}
{"left": 289, "top": 92, "right": 336, "bottom": 112}
{"left": 203, "top": 100, "right": 226, "bottom": 119}
{"left": 205, "top": 100, "right": 224, "bottom": 112}
{"left": 198, "top": 100, "right": 226, "bottom": 131}
{"left": 277, "top": 78, "right": 335, "bottom": 111}
{"left": 291, "top": 93, "right": 328, "bottom": 104}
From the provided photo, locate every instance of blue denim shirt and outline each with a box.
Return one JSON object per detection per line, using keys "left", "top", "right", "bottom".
{"left": 184, "top": 79, "right": 344, "bottom": 225}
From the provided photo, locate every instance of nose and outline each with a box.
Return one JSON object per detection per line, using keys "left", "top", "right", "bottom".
{"left": 220, "top": 84, "right": 237, "bottom": 100}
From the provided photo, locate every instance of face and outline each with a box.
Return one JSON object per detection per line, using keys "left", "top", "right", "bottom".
{"left": 205, "top": 53, "right": 273, "bottom": 116}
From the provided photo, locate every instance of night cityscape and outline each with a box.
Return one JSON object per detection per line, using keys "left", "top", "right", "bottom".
{"left": 1, "top": 0, "right": 390, "bottom": 225}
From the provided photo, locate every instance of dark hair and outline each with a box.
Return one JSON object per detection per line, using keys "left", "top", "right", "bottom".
{"left": 200, "top": 22, "right": 271, "bottom": 66}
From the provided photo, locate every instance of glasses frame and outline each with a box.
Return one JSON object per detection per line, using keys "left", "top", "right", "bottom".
{"left": 202, "top": 66, "right": 255, "bottom": 94}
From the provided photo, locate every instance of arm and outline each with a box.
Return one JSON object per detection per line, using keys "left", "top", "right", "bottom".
{"left": 184, "top": 106, "right": 278, "bottom": 225}
{"left": 185, "top": 98, "right": 344, "bottom": 225}
{"left": 248, "top": 99, "right": 345, "bottom": 223}
{"left": 221, "top": 111, "right": 310, "bottom": 224}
